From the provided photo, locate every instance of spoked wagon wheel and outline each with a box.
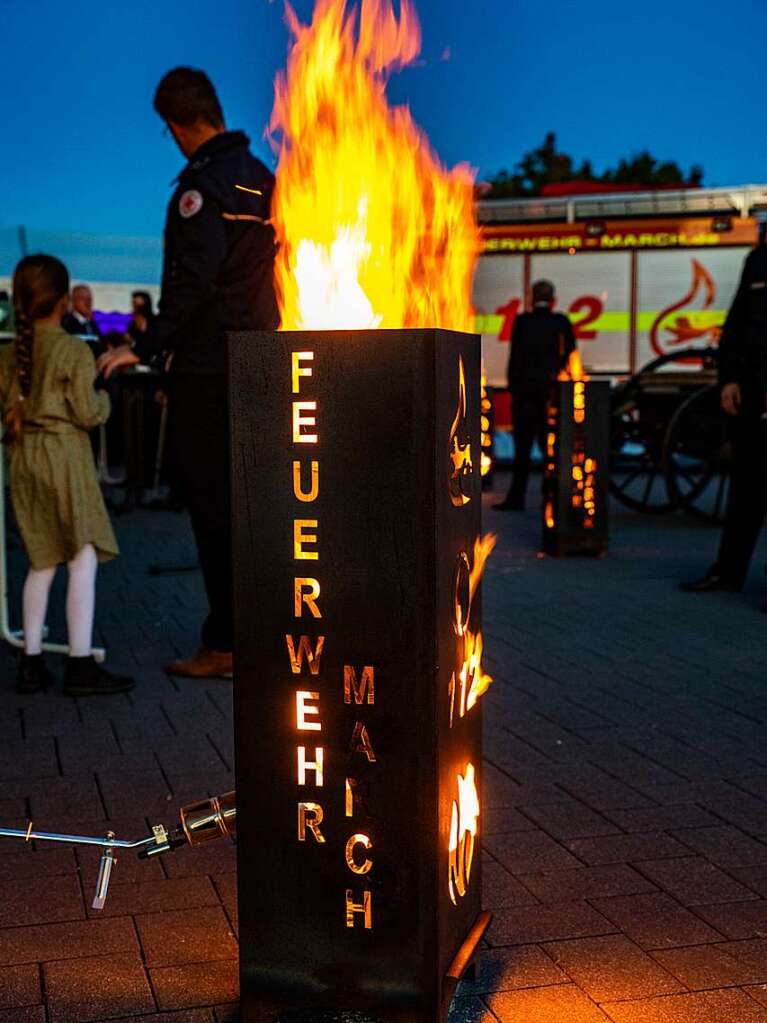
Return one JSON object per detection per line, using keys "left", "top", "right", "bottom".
{"left": 610, "top": 391, "right": 675, "bottom": 515}
{"left": 663, "top": 384, "right": 731, "bottom": 524}
{"left": 609, "top": 347, "right": 720, "bottom": 516}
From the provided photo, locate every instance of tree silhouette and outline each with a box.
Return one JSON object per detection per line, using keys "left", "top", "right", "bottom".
{"left": 485, "top": 133, "right": 703, "bottom": 198}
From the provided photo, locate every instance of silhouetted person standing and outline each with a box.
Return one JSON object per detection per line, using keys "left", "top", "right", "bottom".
{"left": 494, "top": 279, "right": 576, "bottom": 511}
{"left": 682, "top": 241, "right": 767, "bottom": 594}
{"left": 99, "top": 68, "right": 279, "bottom": 678}
{"left": 125, "top": 291, "right": 155, "bottom": 354}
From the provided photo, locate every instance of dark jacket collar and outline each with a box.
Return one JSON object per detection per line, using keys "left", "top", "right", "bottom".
{"left": 181, "top": 130, "right": 250, "bottom": 177}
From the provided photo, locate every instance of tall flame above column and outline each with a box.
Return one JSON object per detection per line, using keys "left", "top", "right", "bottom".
{"left": 270, "top": 0, "right": 479, "bottom": 331}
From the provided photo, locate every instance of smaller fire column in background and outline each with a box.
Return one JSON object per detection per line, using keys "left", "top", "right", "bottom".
{"left": 479, "top": 365, "right": 494, "bottom": 487}
{"left": 543, "top": 363, "right": 610, "bottom": 556}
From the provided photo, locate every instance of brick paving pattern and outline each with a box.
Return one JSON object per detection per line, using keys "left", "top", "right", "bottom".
{"left": 0, "top": 472, "right": 767, "bottom": 1022}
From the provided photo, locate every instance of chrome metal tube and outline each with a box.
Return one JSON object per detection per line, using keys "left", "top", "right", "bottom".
{"left": 0, "top": 826, "right": 155, "bottom": 850}
{"left": 0, "top": 789, "right": 238, "bottom": 910}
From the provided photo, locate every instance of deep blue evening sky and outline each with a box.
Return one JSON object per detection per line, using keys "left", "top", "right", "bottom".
{"left": 2, "top": 0, "right": 766, "bottom": 238}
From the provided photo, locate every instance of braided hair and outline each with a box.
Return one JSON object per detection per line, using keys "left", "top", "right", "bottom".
{"left": 3, "top": 255, "right": 69, "bottom": 445}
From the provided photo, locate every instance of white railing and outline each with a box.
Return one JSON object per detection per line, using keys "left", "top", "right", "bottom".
{"left": 478, "top": 184, "right": 767, "bottom": 224}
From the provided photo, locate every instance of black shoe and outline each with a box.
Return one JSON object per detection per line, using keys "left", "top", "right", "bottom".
{"left": 16, "top": 653, "right": 53, "bottom": 694}
{"left": 492, "top": 497, "right": 525, "bottom": 511}
{"left": 63, "top": 656, "right": 135, "bottom": 697}
{"left": 679, "top": 571, "right": 742, "bottom": 594}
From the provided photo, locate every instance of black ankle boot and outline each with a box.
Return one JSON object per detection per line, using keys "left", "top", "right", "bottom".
{"left": 63, "top": 656, "right": 135, "bottom": 697}
{"left": 679, "top": 569, "right": 742, "bottom": 594}
{"left": 16, "top": 654, "right": 54, "bottom": 695}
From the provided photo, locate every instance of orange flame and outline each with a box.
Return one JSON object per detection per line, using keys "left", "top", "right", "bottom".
{"left": 270, "top": 0, "right": 479, "bottom": 331}
{"left": 450, "top": 630, "right": 492, "bottom": 722}
{"left": 469, "top": 533, "right": 496, "bottom": 603}
{"left": 463, "top": 629, "right": 492, "bottom": 711}
{"left": 558, "top": 348, "right": 588, "bottom": 383}
{"left": 448, "top": 762, "right": 479, "bottom": 904}
{"left": 448, "top": 356, "right": 473, "bottom": 506}
{"left": 450, "top": 533, "right": 495, "bottom": 725}
{"left": 557, "top": 348, "right": 588, "bottom": 427}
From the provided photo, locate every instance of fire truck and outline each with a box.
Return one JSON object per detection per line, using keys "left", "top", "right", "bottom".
{"left": 475, "top": 183, "right": 767, "bottom": 385}
{"left": 474, "top": 183, "right": 767, "bottom": 519}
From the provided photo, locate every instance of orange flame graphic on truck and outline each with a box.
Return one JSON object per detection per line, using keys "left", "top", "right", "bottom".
{"left": 650, "top": 259, "right": 718, "bottom": 356}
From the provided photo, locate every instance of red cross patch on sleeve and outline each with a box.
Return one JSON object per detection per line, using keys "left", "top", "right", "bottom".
{"left": 179, "top": 189, "right": 204, "bottom": 218}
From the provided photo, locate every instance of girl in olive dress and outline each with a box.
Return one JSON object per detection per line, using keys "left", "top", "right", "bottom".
{"left": 1, "top": 255, "right": 133, "bottom": 696}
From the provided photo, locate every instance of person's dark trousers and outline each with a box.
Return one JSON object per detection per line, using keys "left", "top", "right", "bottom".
{"left": 715, "top": 401, "right": 767, "bottom": 587}
{"left": 505, "top": 392, "right": 548, "bottom": 504}
{"left": 168, "top": 373, "right": 233, "bottom": 653}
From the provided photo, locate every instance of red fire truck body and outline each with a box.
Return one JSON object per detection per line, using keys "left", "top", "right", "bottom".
{"left": 474, "top": 185, "right": 767, "bottom": 433}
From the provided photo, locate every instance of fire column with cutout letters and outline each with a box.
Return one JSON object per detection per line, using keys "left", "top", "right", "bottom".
{"left": 230, "top": 328, "right": 491, "bottom": 1023}
{"left": 543, "top": 351, "right": 610, "bottom": 556}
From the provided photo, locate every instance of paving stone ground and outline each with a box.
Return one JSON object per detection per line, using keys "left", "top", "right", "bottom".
{"left": 1, "top": 471, "right": 767, "bottom": 1023}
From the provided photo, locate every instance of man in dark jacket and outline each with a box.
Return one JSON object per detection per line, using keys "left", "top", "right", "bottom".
{"left": 100, "top": 68, "right": 279, "bottom": 677}
{"left": 682, "top": 242, "right": 767, "bottom": 594}
{"left": 494, "top": 279, "right": 576, "bottom": 510}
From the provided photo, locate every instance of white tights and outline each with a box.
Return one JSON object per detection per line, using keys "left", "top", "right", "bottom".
{"left": 22, "top": 543, "right": 98, "bottom": 657}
